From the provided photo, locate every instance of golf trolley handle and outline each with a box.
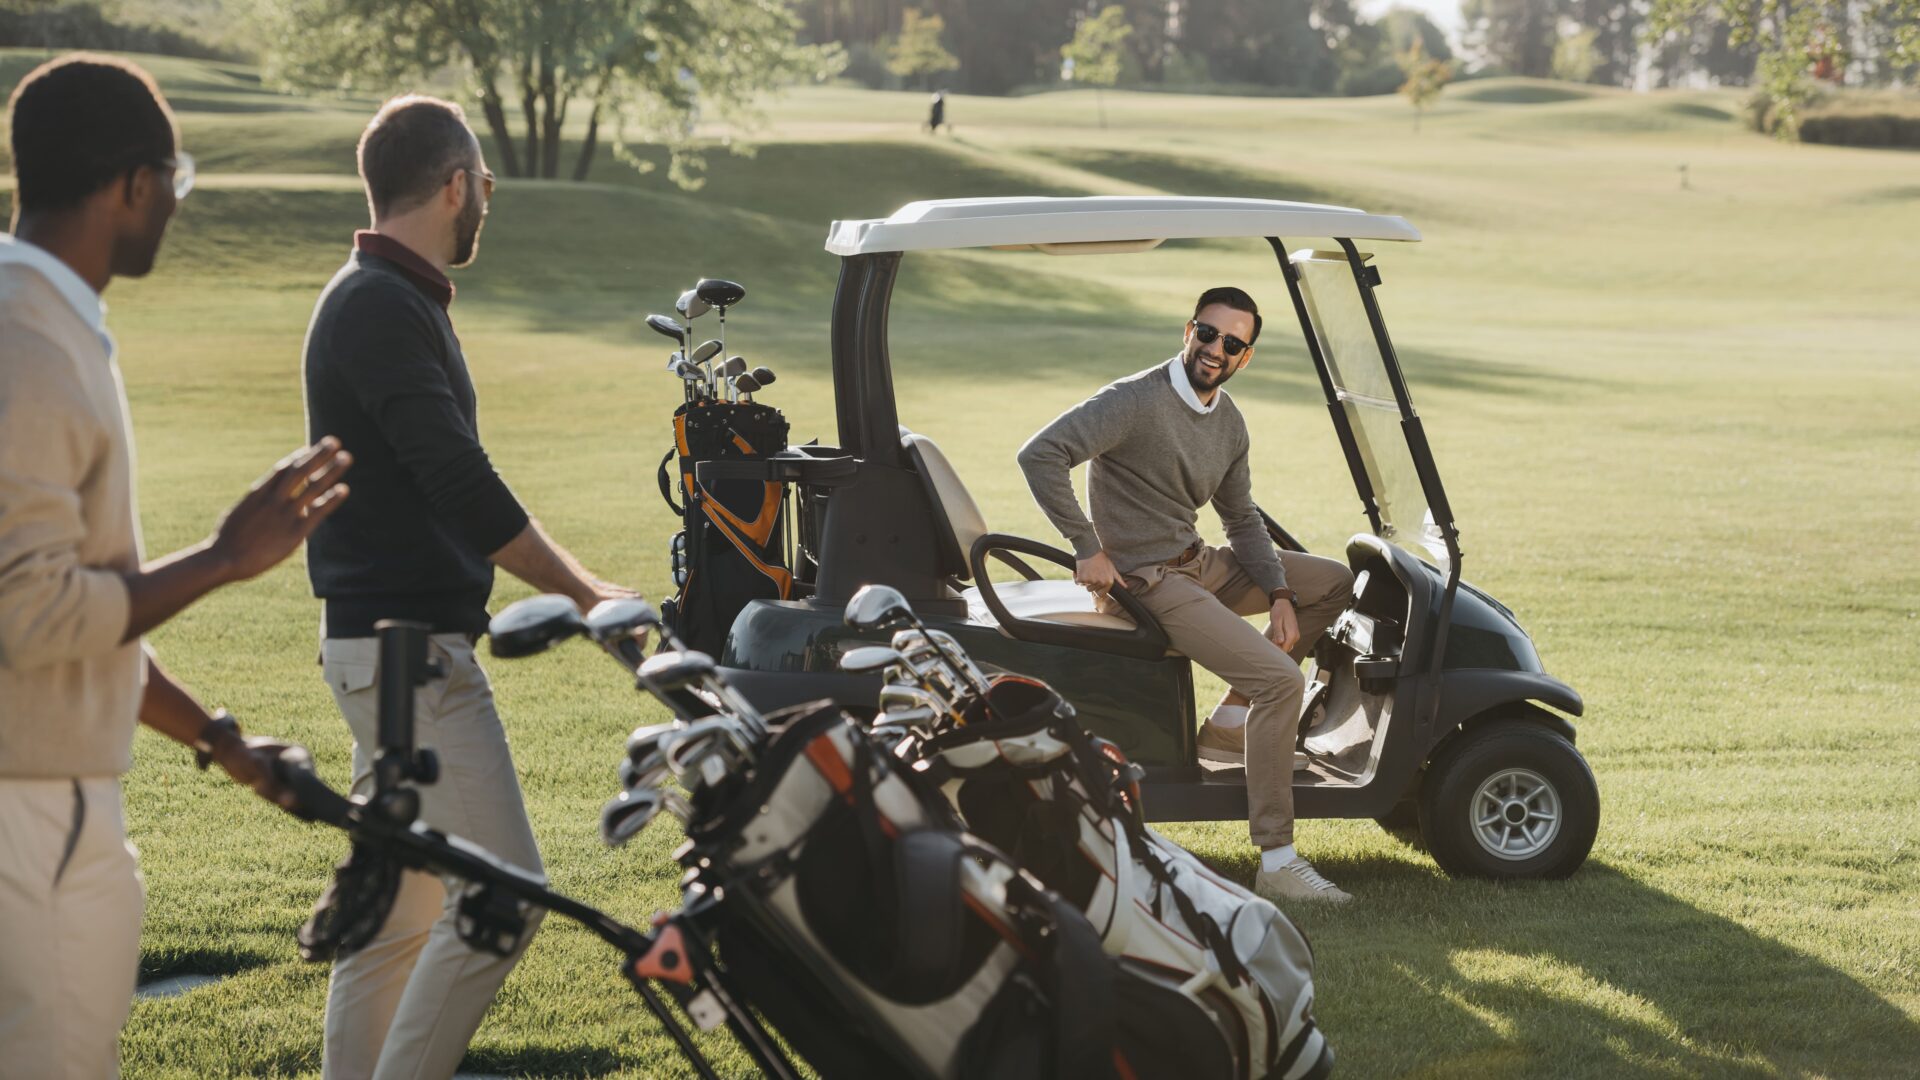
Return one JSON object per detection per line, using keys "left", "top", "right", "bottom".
{"left": 968, "top": 534, "right": 1171, "bottom": 661}
{"left": 269, "top": 748, "right": 653, "bottom": 953}
{"left": 695, "top": 451, "right": 857, "bottom": 488}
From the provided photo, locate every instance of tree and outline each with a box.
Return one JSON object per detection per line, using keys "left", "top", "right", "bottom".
{"left": 256, "top": 0, "right": 843, "bottom": 184}
{"left": 885, "top": 7, "right": 958, "bottom": 87}
{"left": 1461, "top": 0, "right": 1563, "bottom": 77}
{"left": 1647, "top": 0, "right": 1920, "bottom": 134}
{"left": 1552, "top": 26, "right": 1600, "bottom": 81}
{"left": 1397, "top": 37, "right": 1453, "bottom": 131}
{"left": 1061, "top": 4, "right": 1132, "bottom": 127}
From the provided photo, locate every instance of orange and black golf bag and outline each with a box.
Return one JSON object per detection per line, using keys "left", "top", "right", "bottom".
{"left": 658, "top": 400, "right": 793, "bottom": 656}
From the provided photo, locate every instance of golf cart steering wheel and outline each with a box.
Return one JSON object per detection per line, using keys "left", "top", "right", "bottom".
{"left": 968, "top": 534, "right": 1171, "bottom": 661}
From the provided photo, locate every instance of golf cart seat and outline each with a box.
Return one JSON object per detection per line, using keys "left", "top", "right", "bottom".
{"left": 901, "top": 430, "right": 1172, "bottom": 661}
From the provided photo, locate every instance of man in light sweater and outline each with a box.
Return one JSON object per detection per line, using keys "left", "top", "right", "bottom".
{"left": 1, "top": 55, "right": 353, "bottom": 1077}
{"left": 1018, "top": 286, "right": 1356, "bottom": 903}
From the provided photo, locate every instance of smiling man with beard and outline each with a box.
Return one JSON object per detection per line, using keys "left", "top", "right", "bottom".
{"left": 1018, "top": 286, "right": 1357, "bottom": 904}
{"left": 300, "top": 95, "right": 640, "bottom": 1079}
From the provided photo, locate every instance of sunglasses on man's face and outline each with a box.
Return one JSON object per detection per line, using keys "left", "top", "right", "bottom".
{"left": 463, "top": 167, "right": 495, "bottom": 204}
{"left": 1191, "top": 321, "right": 1251, "bottom": 357}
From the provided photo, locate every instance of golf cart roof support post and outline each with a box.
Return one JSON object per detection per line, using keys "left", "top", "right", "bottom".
{"left": 1330, "top": 238, "right": 1465, "bottom": 718}
{"left": 1268, "top": 236, "right": 1384, "bottom": 536}
{"left": 830, "top": 252, "right": 907, "bottom": 468}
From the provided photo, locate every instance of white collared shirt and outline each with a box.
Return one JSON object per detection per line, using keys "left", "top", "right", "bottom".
{"left": 1165, "top": 355, "right": 1218, "bottom": 415}
{"left": 0, "top": 233, "right": 114, "bottom": 357}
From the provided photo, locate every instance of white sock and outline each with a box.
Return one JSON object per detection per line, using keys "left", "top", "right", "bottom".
{"left": 1207, "top": 704, "right": 1249, "bottom": 730}
{"left": 1260, "top": 844, "right": 1298, "bottom": 873}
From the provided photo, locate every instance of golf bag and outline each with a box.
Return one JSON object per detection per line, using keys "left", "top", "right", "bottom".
{"left": 681, "top": 699, "right": 1235, "bottom": 1079}
{"left": 915, "top": 676, "right": 1333, "bottom": 1080}
{"left": 658, "top": 400, "right": 792, "bottom": 655}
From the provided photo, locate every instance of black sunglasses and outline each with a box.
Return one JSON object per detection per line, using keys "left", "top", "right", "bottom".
{"left": 1191, "top": 321, "right": 1251, "bottom": 357}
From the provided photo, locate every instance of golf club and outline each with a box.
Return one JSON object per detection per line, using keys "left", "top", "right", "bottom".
{"left": 676, "top": 288, "right": 711, "bottom": 321}
{"left": 839, "top": 645, "right": 908, "bottom": 674}
{"left": 750, "top": 366, "right": 776, "bottom": 389}
{"left": 718, "top": 356, "right": 747, "bottom": 402}
{"left": 689, "top": 340, "right": 723, "bottom": 398}
{"left": 731, "top": 373, "right": 761, "bottom": 403}
{"left": 694, "top": 279, "right": 745, "bottom": 366}
{"left": 646, "top": 313, "right": 688, "bottom": 350}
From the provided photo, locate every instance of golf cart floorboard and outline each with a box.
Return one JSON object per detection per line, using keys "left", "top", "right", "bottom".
{"left": 1143, "top": 757, "right": 1362, "bottom": 823}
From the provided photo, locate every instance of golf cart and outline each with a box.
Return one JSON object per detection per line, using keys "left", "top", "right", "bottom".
{"left": 702, "top": 196, "right": 1597, "bottom": 879}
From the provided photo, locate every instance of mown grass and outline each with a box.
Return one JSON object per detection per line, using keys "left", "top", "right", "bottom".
{"left": 3, "top": 48, "right": 1915, "bottom": 1078}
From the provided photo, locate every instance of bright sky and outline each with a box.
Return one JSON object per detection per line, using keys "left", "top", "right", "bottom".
{"left": 1358, "top": 0, "right": 1466, "bottom": 46}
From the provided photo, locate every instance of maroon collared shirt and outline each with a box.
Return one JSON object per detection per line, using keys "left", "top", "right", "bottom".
{"left": 353, "top": 230, "right": 454, "bottom": 309}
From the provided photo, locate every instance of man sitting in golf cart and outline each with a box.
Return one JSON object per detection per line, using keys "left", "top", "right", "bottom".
{"left": 1017, "top": 286, "right": 1356, "bottom": 903}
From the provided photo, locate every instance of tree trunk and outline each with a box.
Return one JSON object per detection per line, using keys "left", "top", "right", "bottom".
{"left": 519, "top": 55, "right": 539, "bottom": 179}
{"left": 478, "top": 79, "right": 523, "bottom": 178}
{"left": 541, "top": 78, "right": 562, "bottom": 179}
{"left": 573, "top": 101, "right": 602, "bottom": 182}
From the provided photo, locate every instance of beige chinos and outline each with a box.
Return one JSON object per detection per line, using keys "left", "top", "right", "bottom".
{"left": 319, "top": 633, "right": 544, "bottom": 1080}
{"left": 0, "top": 778, "right": 144, "bottom": 1080}
{"left": 1108, "top": 545, "right": 1353, "bottom": 848}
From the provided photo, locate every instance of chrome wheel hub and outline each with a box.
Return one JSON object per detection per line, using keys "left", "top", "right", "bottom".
{"left": 1471, "top": 767, "right": 1561, "bottom": 860}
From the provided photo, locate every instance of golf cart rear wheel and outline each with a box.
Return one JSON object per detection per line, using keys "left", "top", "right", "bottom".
{"left": 1418, "top": 721, "right": 1597, "bottom": 880}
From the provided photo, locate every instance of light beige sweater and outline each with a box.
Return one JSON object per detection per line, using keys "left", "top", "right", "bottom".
{"left": 0, "top": 238, "right": 146, "bottom": 778}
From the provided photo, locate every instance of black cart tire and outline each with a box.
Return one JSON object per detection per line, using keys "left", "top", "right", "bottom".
{"left": 1418, "top": 720, "right": 1598, "bottom": 880}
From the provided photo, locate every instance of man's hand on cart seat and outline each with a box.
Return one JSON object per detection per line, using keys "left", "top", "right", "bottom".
{"left": 1075, "top": 550, "right": 1122, "bottom": 596}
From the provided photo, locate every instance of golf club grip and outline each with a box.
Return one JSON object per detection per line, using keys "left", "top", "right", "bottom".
{"left": 272, "top": 747, "right": 354, "bottom": 827}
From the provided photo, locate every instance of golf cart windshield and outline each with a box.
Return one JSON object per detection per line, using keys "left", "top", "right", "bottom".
{"left": 1289, "top": 249, "right": 1452, "bottom": 571}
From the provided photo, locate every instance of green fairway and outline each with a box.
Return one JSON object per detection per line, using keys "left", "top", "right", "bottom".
{"left": 4, "top": 49, "right": 1917, "bottom": 1078}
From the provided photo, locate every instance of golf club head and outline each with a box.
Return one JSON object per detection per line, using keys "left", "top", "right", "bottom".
{"left": 619, "top": 753, "right": 670, "bottom": 793}
{"left": 721, "top": 356, "right": 747, "bottom": 379}
{"left": 639, "top": 649, "right": 718, "bottom": 693}
{"left": 646, "top": 313, "right": 688, "bottom": 345}
{"left": 750, "top": 366, "right": 776, "bottom": 386}
{"left": 880, "top": 683, "right": 947, "bottom": 714}
{"left": 600, "top": 786, "right": 666, "bottom": 847}
{"left": 661, "top": 790, "right": 694, "bottom": 824}
{"left": 488, "top": 595, "right": 586, "bottom": 658}
{"left": 846, "top": 584, "right": 914, "bottom": 631}
{"left": 840, "top": 645, "right": 907, "bottom": 674}
{"left": 586, "top": 598, "right": 661, "bottom": 643}
{"left": 690, "top": 339, "right": 723, "bottom": 365}
{"left": 695, "top": 278, "right": 745, "bottom": 309}
{"left": 665, "top": 352, "right": 684, "bottom": 371}
{"left": 627, "top": 721, "right": 682, "bottom": 763}
{"left": 731, "top": 374, "right": 761, "bottom": 396}
{"left": 676, "top": 289, "right": 711, "bottom": 320}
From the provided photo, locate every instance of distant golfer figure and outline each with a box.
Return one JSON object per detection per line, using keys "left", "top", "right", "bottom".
{"left": 927, "top": 90, "right": 949, "bottom": 134}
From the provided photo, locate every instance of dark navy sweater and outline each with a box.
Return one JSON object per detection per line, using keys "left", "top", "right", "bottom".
{"left": 302, "top": 241, "right": 528, "bottom": 637}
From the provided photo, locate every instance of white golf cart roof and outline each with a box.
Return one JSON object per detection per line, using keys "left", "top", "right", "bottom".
{"left": 825, "top": 195, "right": 1421, "bottom": 256}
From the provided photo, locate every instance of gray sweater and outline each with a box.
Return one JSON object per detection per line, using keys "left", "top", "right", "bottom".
{"left": 1017, "top": 361, "right": 1287, "bottom": 594}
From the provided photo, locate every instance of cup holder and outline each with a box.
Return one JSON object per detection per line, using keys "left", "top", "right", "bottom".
{"left": 1353, "top": 654, "right": 1398, "bottom": 695}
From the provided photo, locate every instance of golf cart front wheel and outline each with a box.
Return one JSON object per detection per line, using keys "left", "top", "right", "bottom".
{"left": 1418, "top": 721, "right": 1598, "bottom": 880}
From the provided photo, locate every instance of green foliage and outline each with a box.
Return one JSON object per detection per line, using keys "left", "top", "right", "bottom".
{"left": 883, "top": 8, "right": 957, "bottom": 85}
{"left": 1060, "top": 5, "right": 1131, "bottom": 88}
{"left": 253, "top": 0, "right": 844, "bottom": 183}
{"left": 1397, "top": 37, "right": 1453, "bottom": 130}
{"left": 1337, "top": 7, "right": 1453, "bottom": 97}
{"left": 1552, "top": 27, "right": 1600, "bottom": 82}
{"left": 1647, "top": 0, "right": 1920, "bottom": 135}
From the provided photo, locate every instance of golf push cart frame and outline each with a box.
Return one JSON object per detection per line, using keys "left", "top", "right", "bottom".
{"left": 712, "top": 197, "right": 1594, "bottom": 876}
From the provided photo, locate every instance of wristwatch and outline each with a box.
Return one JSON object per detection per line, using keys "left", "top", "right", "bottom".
{"left": 1269, "top": 588, "right": 1298, "bottom": 606}
{"left": 193, "top": 709, "right": 242, "bottom": 771}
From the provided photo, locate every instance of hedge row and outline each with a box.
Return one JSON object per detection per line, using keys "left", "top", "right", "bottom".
{"left": 1798, "top": 110, "right": 1920, "bottom": 149}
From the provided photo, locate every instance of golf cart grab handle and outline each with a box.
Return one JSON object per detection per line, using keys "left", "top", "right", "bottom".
{"left": 694, "top": 452, "right": 858, "bottom": 487}
{"left": 968, "top": 533, "right": 1171, "bottom": 661}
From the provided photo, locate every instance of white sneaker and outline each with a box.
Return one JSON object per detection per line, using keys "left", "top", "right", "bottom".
{"left": 1254, "top": 857, "right": 1353, "bottom": 904}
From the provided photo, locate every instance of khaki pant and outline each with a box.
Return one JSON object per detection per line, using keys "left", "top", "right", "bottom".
{"left": 319, "top": 633, "right": 544, "bottom": 1080}
{"left": 0, "top": 777, "right": 143, "bottom": 1080}
{"left": 1104, "top": 546, "right": 1354, "bottom": 848}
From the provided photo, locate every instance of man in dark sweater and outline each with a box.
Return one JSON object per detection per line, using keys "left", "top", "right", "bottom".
{"left": 1018, "top": 287, "right": 1355, "bottom": 904}
{"left": 301, "top": 95, "right": 638, "bottom": 1080}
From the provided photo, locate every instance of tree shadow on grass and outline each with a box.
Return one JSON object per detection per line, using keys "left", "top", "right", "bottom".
{"left": 1259, "top": 855, "right": 1920, "bottom": 1078}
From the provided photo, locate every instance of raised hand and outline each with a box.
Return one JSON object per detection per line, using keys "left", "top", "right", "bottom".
{"left": 208, "top": 437, "right": 352, "bottom": 583}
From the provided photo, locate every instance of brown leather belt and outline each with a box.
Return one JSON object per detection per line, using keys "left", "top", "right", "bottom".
{"left": 1166, "top": 541, "right": 1205, "bottom": 568}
